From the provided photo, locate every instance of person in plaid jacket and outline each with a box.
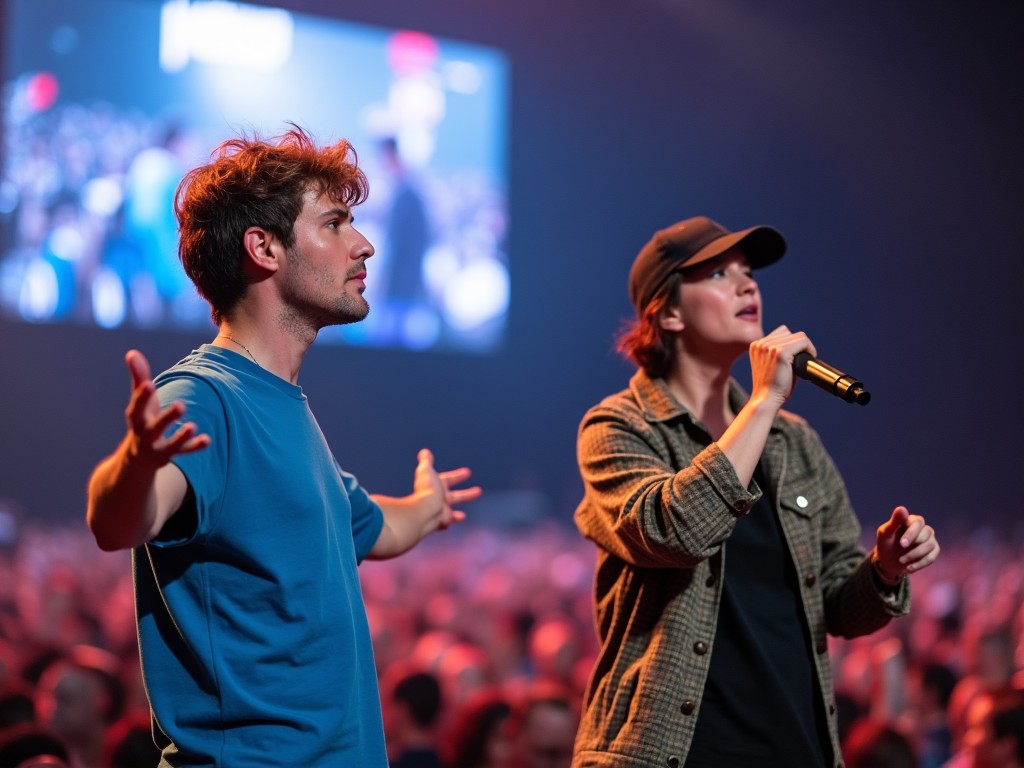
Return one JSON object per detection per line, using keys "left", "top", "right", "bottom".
{"left": 571, "top": 216, "right": 940, "bottom": 768}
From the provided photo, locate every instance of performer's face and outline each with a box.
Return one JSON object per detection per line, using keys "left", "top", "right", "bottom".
{"left": 280, "top": 189, "right": 375, "bottom": 327}
{"left": 670, "top": 247, "right": 764, "bottom": 356}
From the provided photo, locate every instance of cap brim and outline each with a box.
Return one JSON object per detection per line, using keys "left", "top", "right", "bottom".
{"left": 684, "top": 225, "right": 786, "bottom": 270}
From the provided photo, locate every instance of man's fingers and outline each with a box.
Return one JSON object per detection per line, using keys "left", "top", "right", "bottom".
{"left": 145, "top": 402, "right": 186, "bottom": 440}
{"left": 439, "top": 467, "right": 473, "bottom": 486}
{"left": 448, "top": 487, "right": 482, "bottom": 505}
{"left": 126, "top": 382, "right": 171, "bottom": 435}
{"left": 126, "top": 349, "right": 151, "bottom": 389}
{"left": 165, "top": 425, "right": 210, "bottom": 455}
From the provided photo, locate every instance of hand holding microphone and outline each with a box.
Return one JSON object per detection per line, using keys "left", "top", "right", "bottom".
{"left": 752, "top": 327, "right": 871, "bottom": 407}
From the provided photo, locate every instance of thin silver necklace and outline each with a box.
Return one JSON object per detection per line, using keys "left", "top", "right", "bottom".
{"left": 221, "top": 335, "right": 260, "bottom": 367}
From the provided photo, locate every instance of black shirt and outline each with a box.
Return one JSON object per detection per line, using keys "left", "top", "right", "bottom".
{"left": 686, "top": 467, "right": 832, "bottom": 767}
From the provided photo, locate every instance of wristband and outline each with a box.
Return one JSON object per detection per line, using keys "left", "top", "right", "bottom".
{"left": 871, "top": 550, "right": 905, "bottom": 586}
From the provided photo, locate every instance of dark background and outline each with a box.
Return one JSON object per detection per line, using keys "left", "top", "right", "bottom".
{"left": 2, "top": 0, "right": 1022, "bottom": 536}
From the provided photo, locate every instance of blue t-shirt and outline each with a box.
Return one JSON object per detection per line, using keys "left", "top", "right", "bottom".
{"left": 134, "top": 345, "right": 386, "bottom": 767}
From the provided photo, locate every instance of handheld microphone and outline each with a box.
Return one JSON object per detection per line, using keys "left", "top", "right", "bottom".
{"left": 793, "top": 352, "right": 871, "bottom": 406}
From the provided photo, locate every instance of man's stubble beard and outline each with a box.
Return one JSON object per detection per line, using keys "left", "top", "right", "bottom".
{"left": 281, "top": 247, "right": 370, "bottom": 330}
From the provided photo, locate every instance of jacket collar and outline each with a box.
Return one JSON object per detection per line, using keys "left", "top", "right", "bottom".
{"left": 628, "top": 368, "right": 774, "bottom": 431}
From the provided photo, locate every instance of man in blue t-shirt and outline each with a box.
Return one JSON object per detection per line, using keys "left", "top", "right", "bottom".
{"left": 85, "top": 127, "right": 482, "bottom": 767}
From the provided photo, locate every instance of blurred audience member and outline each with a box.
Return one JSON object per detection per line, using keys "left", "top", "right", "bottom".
{"left": 945, "top": 690, "right": 1024, "bottom": 768}
{"left": 438, "top": 642, "right": 495, "bottom": 715}
{"left": 526, "top": 620, "right": 578, "bottom": 692}
{"left": 18, "top": 648, "right": 62, "bottom": 691}
{"left": 948, "top": 623, "right": 1020, "bottom": 754}
{"left": 842, "top": 717, "right": 918, "bottom": 768}
{"left": 502, "top": 682, "right": 577, "bottom": 768}
{"left": 899, "top": 661, "right": 957, "bottom": 768}
{"left": 969, "top": 692, "right": 1024, "bottom": 768}
{"left": 0, "top": 723, "right": 70, "bottom": 768}
{"left": 34, "top": 646, "right": 124, "bottom": 768}
{"left": 0, "top": 682, "right": 35, "bottom": 730}
{"left": 441, "top": 689, "right": 512, "bottom": 768}
{"left": 382, "top": 662, "right": 444, "bottom": 768}
{"left": 101, "top": 709, "right": 160, "bottom": 768}
{"left": 0, "top": 642, "right": 15, "bottom": 687}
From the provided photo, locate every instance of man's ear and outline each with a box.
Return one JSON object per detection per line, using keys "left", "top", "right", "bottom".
{"left": 242, "top": 226, "right": 282, "bottom": 274}
{"left": 658, "top": 304, "right": 684, "bottom": 332}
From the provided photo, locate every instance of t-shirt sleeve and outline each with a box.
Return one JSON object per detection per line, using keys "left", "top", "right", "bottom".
{"left": 339, "top": 468, "right": 384, "bottom": 563}
{"left": 153, "top": 374, "right": 229, "bottom": 546}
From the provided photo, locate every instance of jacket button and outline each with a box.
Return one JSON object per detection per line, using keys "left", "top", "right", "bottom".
{"left": 667, "top": 758, "right": 680, "bottom": 768}
{"left": 733, "top": 500, "right": 746, "bottom": 511}
{"left": 830, "top": 701, "right": 837, "bottom": 715}
{"left": 705, "top": 572, "right": 717, "bottom": 587}
{"left": 804, "top": 572, "right": 817, "bottom": 587}
{"left": 816, "top": 640, "right": 828, "bottom": 655}
{"left": 693, "top": 641, "right": 708, "bottom": 655}
{"left": 680, "top": 699, "right": 696, "bottom": 715}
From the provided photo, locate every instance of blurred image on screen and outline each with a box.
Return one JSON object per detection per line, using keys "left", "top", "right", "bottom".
{"left": 0, "top": 0, "right": 509, "bottom": 352}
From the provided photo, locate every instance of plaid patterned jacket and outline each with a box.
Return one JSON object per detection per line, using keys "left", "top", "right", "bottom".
{"left": 572, "top": 370, "right": 909, "bottom": 768}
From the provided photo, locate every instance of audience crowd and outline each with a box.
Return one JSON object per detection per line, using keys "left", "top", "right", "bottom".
{"left": 2, "top": 503, "right": 1024, "bottom": 768}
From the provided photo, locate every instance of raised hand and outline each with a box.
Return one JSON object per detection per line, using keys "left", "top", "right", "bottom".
{"left": 87, "top": 350, "right": 207, "bottom": 550}
{"left": 123, "top": 349, "right": 209, "bottom": 466}
{"left": 368, "top": 449, "right": 482, "bottom": 558}
{"left": 412, "top": 447, "right": 482, "bottom": 532}
{"left": 873, "top": 505, "right": 940, "bottom": 583}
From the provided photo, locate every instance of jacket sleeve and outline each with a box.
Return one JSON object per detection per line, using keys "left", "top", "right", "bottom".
{"left": 574, "top": 401, "right": 761, "bottom": 569}
{"left": 799, "top": 422, "right": 910, "bottom": 637}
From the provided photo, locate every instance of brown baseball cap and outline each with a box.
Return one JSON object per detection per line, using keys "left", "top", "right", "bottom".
{"left": 628, "top": 216, "right": 786, "bottom": 314}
